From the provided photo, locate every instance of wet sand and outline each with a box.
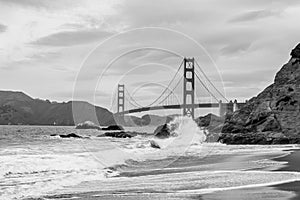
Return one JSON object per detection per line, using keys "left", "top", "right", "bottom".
{"left": 273, "top": 150, "right": 300, "bottom": 200}
{"left": 201, "top": 148, "right": 300, "bottom": 200}
{"left": 30, "top": 146, "right": 299, "bottom": 200}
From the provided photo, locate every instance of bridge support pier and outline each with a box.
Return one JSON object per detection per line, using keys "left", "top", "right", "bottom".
{"left": 227, "top": 100, "right": 234, "bottom": 114}
{"left": 219, "top": 100, "right": 234, "bottom": 117}
{"left": 233, "top": 99, "right": 239, "bottom": 112}
{"left": 219, "top": 100, "right": 225, "bottom": 117}
{"left": 183, "top": 57, "right": 195, "bottom": 119}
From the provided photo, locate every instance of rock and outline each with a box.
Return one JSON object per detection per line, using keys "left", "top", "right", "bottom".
{"left": 75, "top": 121, "right": 101, "bottom": 130}
{"left": 196, "top": 113, "right": 224, "bottom": 127}
{"left": 98, "top": 131, "right": 136, "bottom": 138}
{"left": 59, "top": 133, "right": 82, "bottom": 138}
{"left": 219, "top": 43, "right": 300, "bottom": 144}
{"left": 291, "top": 43, "right": 300, "bottom": 59}
{"left": 154, "top": 124, "right": 171, "bottom": 139}
{"left": 218, "top": 132, "right": 300, "bottom": 145}
{"left": 102, "top": 125, "right": 124, "bottom": 131}
{"left": 150, "top": 140, "right": 161, "bottom": 149}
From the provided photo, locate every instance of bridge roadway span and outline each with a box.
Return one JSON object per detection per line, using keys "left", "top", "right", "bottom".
{"left": 117, "top": 103, "right": 246, "bottom": 115}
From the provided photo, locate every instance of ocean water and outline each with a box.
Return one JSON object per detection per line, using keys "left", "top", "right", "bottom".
{"left": 0, "top": 117, "right": 299, "bottom": 200}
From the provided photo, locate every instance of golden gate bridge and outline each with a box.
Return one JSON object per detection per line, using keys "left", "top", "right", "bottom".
{"left": 114, "top": 57, "right": 246, "bottom": 119}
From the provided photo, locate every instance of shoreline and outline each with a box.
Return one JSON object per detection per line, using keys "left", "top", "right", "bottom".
{"left": 20, "top": 145, "right": 300, "bottom": 200}
{"left": 200, "top": 146, "right": 300, "bottom": 200}
{"left": 273, "top": 149, "right": 300, "bottom": 200}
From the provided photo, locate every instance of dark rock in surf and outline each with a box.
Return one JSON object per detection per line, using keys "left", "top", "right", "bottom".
{"left": 150, "top": 140, "right": 161, "bottom": 149}
{"left": 154, "top": 124, "right": 171, "bottom": 139}
{"left": 102, "top": 125, "right": 124, "bottom": 131}
{"left": 98, "top": 131, "right": 136, "bottom": 138}
{"left": 59, "top": 133, "right": 82, "bottom": 138}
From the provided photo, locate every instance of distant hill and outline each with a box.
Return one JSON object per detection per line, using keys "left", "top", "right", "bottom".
{"left": 0, "top": 91, "right": 115, "bottom": 126}
{"left": 116, "top": 114, "right": 176, "bottom": 127}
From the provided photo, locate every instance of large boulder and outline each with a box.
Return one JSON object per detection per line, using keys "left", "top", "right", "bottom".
{"left": 220, "top": 43, "right": 300, "bottom": 144}
{"left": 75, "top": 121, "right": 101, "bottom": 130}
{"left": 154, "top": 124, "right": 171, "bottom": 139}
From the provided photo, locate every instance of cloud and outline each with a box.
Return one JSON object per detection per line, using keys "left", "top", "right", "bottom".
{"left": 113, "top": 0, "right": 208, "bottom": 27}
{"left": 222, "top": 69, "right": 277, "bottom": 87}
{"left": 51, "top": 89, "right": 110, "bottom": 100}
{"left": 229, "top": 10, "right": 281, "bottom": 23}
{"left": 0, "top": 0, "right": 49, "bottom": 7}
{"left": 221, "top": 42, "right": 252, "bottom": 56}
{"left": 0, "top": 0, "right": 82, "bottom": 9}
{"left": 0, "top": 24, "right": 7, "bottom": 32}
{"left": 30, "top": 29, "right": 113, "bottom": 46}
{"left": 1, "top": 0, "right": 300, "bottom": 108}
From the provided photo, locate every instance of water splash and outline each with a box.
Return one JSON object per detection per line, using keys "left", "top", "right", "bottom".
{"left": 168, "top": 116, "right": 206, "bottom": 141}
{"left": 153, "top": 116, "right": 207, "bottom": 150}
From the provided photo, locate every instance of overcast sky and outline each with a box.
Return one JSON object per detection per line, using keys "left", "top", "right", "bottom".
{"left": 0, "top": 0, "right": 299, "bottom": 112}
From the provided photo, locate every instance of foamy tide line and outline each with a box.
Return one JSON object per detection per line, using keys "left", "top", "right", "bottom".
{"left": 0, "top": 152, "right": 116, "bottom": 200}
{"left": 117, "top": 116, "right": 208, "bottom": 160}
{"left": 117, "top": 116, "right": 298, "bottom": 164}
{"left": 176, "top": 170, "right": 300, "bottom": 195}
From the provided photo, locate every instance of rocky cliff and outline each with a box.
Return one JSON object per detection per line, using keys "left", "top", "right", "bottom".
{"left": 219, "top": 43, "right": 300, "bottom": 144}
{"left": 0, "top": 91, "right": 115, "bottom": 126}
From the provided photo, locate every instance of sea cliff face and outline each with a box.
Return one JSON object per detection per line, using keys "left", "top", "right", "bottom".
{"left": 219, "top": 43, "right": 300, "bottom": 144}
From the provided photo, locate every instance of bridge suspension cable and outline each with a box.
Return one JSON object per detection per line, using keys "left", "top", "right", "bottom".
{"left": 124, "top": 88, "right": 143, "bottom": 108}
{"left": 195, "top": 60, "right": 229, "bottom": 102}
{"left": 142, "top": 59, "right": 184, "bottom": 107}
{"left": 110, "top": 91, "right": 117, "bottom": 112}
{"left": 195, "top": 72, "right": 219, "bottom": 102}
{"left": 157, "top": 78, "right": 182, "bottom": 105}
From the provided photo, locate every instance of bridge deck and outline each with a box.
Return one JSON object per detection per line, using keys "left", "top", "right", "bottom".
{"left": 117, "top": 103, "right": 246, "bottom": 115}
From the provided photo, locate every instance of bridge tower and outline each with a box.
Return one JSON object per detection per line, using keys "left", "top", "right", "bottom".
{"left": 183, "top": 57, "right": 195, "bottom": 118}
{"left": 117, "top": 84, "right": 125, "bottom": 113}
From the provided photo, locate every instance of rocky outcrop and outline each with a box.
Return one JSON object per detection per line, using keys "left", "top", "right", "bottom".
{"left": 101, "top": 125, "right": 124, "bottom": 131}
{"left": 154, "top": 124, "right": 171, "bottom": 139}
{"left": 50, "top": 133, "right": 83, "bottom": 138}
{"left": 196, "top": 113, "right": 224, "bottom": 127}
{"left": 98, "top": 131, "right": 137, "bottom": 138}
{"left": 218, "top": 132, "right": 300, "bottom": 145}
{"left": 75, "top": 121, "right": 101, "bottom": 130}
{"left": 291, "top": 43, "right": 300, "bottom": 59}
{"left": 220, "top": 43, "right": 300, "bottom": 144}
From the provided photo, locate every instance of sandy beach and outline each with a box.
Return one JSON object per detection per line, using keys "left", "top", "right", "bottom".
{"left": 201, "top": 148, "right": 300, "bottom": 200}
{"left": 274, "top": 150, "right": 300, "bottom": 200}
{"left": 18, "top": 141, "right": 298, "bottom": 200}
